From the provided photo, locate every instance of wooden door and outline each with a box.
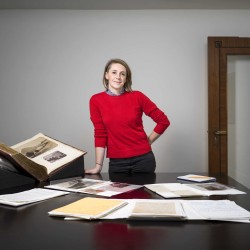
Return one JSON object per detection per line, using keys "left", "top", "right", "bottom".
{"left": 208, "top": 37, "right": 250, "bottom": 176}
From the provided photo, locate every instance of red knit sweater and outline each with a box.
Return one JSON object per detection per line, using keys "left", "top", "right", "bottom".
{"left": 89, "top": 91, "right": 170, "bottom": 158}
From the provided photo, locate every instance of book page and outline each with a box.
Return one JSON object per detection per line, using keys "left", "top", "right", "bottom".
{"left": 11, "top": 133, "right": 85, "bottom": 174}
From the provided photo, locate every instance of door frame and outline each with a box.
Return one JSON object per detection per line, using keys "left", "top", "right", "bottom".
{"left": 208, "top": 37, "right": 250, "bottom": 176}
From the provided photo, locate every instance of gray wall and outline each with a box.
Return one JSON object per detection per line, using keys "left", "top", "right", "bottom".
{"left": 1, "top": 9, "right": 250, "bottom": 173}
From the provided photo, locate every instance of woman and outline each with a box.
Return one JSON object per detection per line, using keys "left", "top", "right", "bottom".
{"left": 85, "top": 58, "right": 170, "bottom": 174}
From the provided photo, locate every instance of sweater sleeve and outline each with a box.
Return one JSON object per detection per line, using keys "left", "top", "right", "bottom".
{"left": 138, "top": 92, "right": 170, "bottom": 134}
{"left": 89, "top": 95, "right": 107, "bottom": 148}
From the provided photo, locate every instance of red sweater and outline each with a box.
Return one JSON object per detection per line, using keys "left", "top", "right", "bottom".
{"left": 89, "top": 91, "right": 170, "bottom": 158}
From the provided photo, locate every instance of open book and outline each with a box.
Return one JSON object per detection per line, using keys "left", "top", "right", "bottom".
{"left": 0, "top": 133, "right": 86, "bottom": 182}
{"left": 144, "top": 182, "right": 246, "bottom": 198}
{"left": 45, "top": 178, "right": 142, "bottom": 197}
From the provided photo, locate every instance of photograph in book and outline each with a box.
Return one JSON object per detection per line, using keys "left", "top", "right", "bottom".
{"left": 46, "top": 178, "right": 142, "bottom": 197}
{"left": 11, "top": 133, "right": 86, "bottom": 175}
{"left": 14, "top": 137, "right": 58, "bottom": 159}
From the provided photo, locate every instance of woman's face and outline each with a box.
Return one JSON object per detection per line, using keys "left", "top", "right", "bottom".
{"left": 105, "top": 63, "right": 127, "bottom": 93}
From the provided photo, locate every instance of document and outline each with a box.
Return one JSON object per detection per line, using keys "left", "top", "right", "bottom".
{"left": 0, "top": 188, "right": 68, "bottom": 206}
{"left": 182, "top": 200, "right": 250, "bottom": 222}
{"left": 144, "top": 182, "right": 245, "bottom": 198}
{"left": 45, "top": 178, "right": 142, "bottom": 197}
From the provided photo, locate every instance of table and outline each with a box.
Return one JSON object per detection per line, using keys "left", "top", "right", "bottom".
{"left": 0, "top": 173, "right": 250, "bottom": 250}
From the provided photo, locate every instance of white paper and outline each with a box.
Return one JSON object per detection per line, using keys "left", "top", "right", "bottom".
{"left": 183, "top": 200, "right": 250, "bottom": 220}
{"left": 0, "top": 188, "right": 68, "bottom": 206}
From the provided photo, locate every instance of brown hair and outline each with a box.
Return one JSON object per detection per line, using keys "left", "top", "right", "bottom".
{"left": 102, "top": 58, "right": 132, "bottom": 92}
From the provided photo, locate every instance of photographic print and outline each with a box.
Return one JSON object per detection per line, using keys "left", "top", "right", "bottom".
{"left": 44, "top": 151, "right": 67, "bottom": 163}
{"left": 14, "top": 137, "right": 57, "bottom": 158}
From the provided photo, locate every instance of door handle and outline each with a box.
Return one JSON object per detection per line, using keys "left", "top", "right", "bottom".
{"left": 214, "top": 131, "right": 227, "bottom": 135}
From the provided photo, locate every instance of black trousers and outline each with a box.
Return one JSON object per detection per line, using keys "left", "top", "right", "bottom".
{"left": 109, "top": 151, "right": 156, "bottom": 174}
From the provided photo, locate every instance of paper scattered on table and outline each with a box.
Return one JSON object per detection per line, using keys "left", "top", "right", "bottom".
{"left": 54, "top": 198, "right": 250, "bottom": 223}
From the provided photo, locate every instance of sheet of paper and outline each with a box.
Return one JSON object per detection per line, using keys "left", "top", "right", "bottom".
{"left": 183, "top": 200, "right": 250, "bottom": 220}
{"left": 0, "top": 188, "right": 68, "bottom": 206}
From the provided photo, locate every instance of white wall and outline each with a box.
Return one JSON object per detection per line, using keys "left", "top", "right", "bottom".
{"left": 228, "top": 56, "right": 250, "bottom": 188}
{"left": 0, "top": 10, "right": 250, "bottom": 173}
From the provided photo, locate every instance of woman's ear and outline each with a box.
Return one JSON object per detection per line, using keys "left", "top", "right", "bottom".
{"left": 105, "top": 72, "right": 109, "bottom": 80}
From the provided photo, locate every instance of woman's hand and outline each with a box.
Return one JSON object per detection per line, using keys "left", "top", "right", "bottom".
{"left": 85, "top": 165, "right": 102, "bottom": 174}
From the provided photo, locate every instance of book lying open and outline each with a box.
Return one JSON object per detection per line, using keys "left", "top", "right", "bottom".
{"left": 48, "top": 198, "right": 250, "bottom": 223}
{"left": 45, "top": 178, "right": 142, "bottom": 197}
{"left": 144, "top": 182, "right": 246, "bottom": 198}
{"left": 0, "top": 133, "right": 86, "bottom": 182}
{"left": 48, "top": 197, "right": 128, "bottom": 220}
